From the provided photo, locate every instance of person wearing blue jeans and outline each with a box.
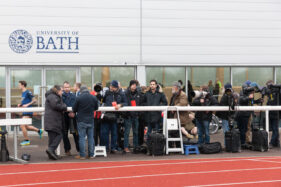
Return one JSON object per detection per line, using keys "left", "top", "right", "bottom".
{"left": 192, "top": 85, "right": 219, "bottom": 145}
{"left": 77, "top": 122, "right": 94, "bottom": 158}
{"left": 124, "top": 80, "right": 143, "bottom": 153}
{"left": 100, "top": 121, "right": 118, "bottom": 151}
{"left": 101, "top": 80, "right": 128, "bottom": 153}
{"left": 72, "top": 86, "right": 99, "bottom": 159}
{"left": 196, "top": 120, "right": 210, "bottom": 144}
{"left": 124, "top": 117, "right": 139, "bottom": 151}
{"left": 270, "top": 118, "right": 280, "bottom": 148}
{"left": 147, "top": 123, "right": 160, "bottom": 135}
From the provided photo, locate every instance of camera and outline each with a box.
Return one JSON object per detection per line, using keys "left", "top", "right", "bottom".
{"left": 243, "top": 86, "right": 255, "bottom": 95}
{"left": 194, "top": 90, "right": 209, "bottom": 99}
{"left": 268, "top": 84, "right": 281, "bottom": 93}
{"left": 94, "top": 83, "right": 103, "bottom": 93}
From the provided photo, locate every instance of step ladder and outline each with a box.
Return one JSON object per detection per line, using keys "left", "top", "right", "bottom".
{"left": 94, "top": 146, "right": 107, "bottom": 157}
{"left": 165, "top": 108, "right": 184, "bottom": 155}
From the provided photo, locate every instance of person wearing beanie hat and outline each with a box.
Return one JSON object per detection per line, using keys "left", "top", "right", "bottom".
{"left": 244, "top": 80, "right": 252, "bottom": 86}
{"left": 123, "top": 80, "right": 143, "bottom": 153}
{"left": 101, "top": 80, "right": 128, "bottom": 153}
{"left": 264, "top": 80, "right": 281, "bottom": 148}
{"left": 224, "top": 83, "right": 232, "bottom": 91}
{"left": 216, "top": 83, "right": 237, "bottom": 147}
{"left": 111, "top": 80, "right": 119, "bottom": 88}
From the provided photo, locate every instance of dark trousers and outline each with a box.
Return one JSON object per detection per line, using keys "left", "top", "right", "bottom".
{"left": 138, "top": 117, "right": 145, "bottom": 146}
{"left": 94, "top": 118, "right": 101, "bottom": 146}
{"left": 270, "top": 118, "right": 280, "bottom": 146}
{"left": 63, "top": 115, "right": 79, "bottom": 153}
{"left": 48, "top": 131, "right": 62, "bottom": 152}
{"left": 237, "top": 116, "right": 249, "bottom": 145}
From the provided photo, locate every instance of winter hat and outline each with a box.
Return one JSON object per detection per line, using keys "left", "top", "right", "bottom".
{"left": 250, "top": 82, "right": 260, "bottom": 88}
{"left": 111, "top": 80, "right": 119, "bottom": 88}
{"left": 224, "top": 83, "right": 232, "bottom": 90}
{"left": 244, "top": 80, "right": 252, "bottom": 86}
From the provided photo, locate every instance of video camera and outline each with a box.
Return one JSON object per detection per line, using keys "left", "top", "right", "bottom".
{"left": 194, "top": 90, "right": 209, "bottom": 99}
{"left": 243, "top": 86, "right": 255, "bottom": 95}
{"left": 267, "top": 84, "right": 281, "bottom": 93}
{"left": 94, "top": 83, "right": 103, "bottom": 93}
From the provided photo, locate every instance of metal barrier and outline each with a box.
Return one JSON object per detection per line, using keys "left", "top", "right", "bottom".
{"left": 1, "top": 106, "right": 281, "bottom": 134}
{"left": 0, "top": 105, "right": 280, "bottom": 158}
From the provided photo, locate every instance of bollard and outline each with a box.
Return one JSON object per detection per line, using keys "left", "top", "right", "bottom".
{"left": 0, "top": 130, "right": 9, "bottom": 162}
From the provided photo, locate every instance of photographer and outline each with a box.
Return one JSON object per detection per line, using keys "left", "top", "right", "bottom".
{"left": 192, "top": 86, "right": 218, "bottom": 145}
{"left": 264, "top": 80, "right": 281, "bottom": 148}
{"left": 236, "top": 84, "right": 263, "bottom": 147}
{"left": 216, "top": 83, "right": 236, "bottom": 146}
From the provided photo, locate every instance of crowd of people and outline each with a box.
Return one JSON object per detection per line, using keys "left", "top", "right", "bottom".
{"left": 16, "top": 78, "right": 281, "bottom": 160}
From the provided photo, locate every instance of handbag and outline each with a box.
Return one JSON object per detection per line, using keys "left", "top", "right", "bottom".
{"left": 69, "top": 118, "right": 77, "bottom": 134}
{"left": 103, "top": 112, "right": 117, "bottom": 122}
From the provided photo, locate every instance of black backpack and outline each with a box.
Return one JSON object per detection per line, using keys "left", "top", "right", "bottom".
{"left": 146, "top": 132, "right": 166, "bottom": 156}
{"left": 225, "top": 129, "right": 241, "bottom": 153}
{"left": 199, "top": 142, "right": 222, "bottom": 154}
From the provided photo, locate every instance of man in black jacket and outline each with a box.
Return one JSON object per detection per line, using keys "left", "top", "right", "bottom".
{"left": 265, "top": 80, "right": 281, "bottom": 148}
{"left": 236, "top": 84, "right": 262, "bottom": 147}
{"left": 72, "top": 86, "right": 99, "bottom": 159}
{"left": 101, "top": 80, "right": 128, "bottom": 153}
{"left": 143, "top": 80, "right": 168, "bottom": 134}
{"left": 123, "top": 80, "right": 143, "bottom": 153}
{"left": 192, "top": 86, "right": 218, "bottom": 144}
{"left": 216, "top": 83, "right": 236, "bottom": 146}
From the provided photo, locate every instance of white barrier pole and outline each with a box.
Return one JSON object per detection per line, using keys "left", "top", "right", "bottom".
{"left": 265, "top": 110, "right": 270, "bottom": 144}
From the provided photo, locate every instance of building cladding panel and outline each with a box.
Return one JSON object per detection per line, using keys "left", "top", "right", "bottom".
{"left": 0, "top": 0, "right": 281, "bottom": 66}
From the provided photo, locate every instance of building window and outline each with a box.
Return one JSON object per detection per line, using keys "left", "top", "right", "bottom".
{"left": 0, "top": 67, "right": 5, "bottom": 108}
{"left": 81, "top": 67, "right": 92, "bottom": 88}
{"left": 93, "top": 67, "right": 135, "bottom": 88}
{"left": 146, "top": 67, "right": 186, "bottom": 101}
{"left": 232, "top": 67, "right": 273, "bottom": 92}
{"left": 275, "top": 68, "right": 281, "bottom": 84}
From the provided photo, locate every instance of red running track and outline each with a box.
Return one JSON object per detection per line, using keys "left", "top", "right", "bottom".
{"left": 1, "top": 156, "right": 281, "bottom": 187}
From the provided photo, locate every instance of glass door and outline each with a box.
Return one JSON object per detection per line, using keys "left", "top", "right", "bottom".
{"left": 9, "top": 67, "right": 43, "bottom": 131}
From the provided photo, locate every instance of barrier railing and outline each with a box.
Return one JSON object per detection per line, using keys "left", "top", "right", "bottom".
{"left": 1, "top": 105, "right": 280, "bottom": 135}
{"left": 1, "top": 105, "right": 280, "bottom": 159}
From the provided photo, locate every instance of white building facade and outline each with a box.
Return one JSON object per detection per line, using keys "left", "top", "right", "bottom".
{"left": 1, "top": 0, "right": 281, "bottom": 129}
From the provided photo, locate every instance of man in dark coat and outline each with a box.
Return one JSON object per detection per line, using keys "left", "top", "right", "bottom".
{"left": 62, "top": 81, "right": 79, "bottom": 156}
{"left": 73, "top": 86, "right": 99, "bottom": 159}
{"left": 123, "top": 80, "right": 143, "bottom": 153}
{"left": 264, "top": 80, "right": 280, "bottom": 148}
{"left": 101, "top": 80, "right": 128, "bottom": 153}
{"left": 216, "top": 83, "right": 236, "bottom": 146}
{"left": 44, "top": 85, "right": 67, "bottom": 160}
{"left": 192, "top": 86, "right": 219, "bottom": 144}
{"left": 143, "top": 80, "right": 168, "bottom": 134}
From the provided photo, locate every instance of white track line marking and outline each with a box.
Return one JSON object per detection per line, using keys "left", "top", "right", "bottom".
{"left": 248, "top": 159, "right": 281, "bottom": 164}
{"left": 2, "top": 166, "right": 281, "bottom": 187}
{"left": 186, "top": 179, "right": 281, "bottom": 187}
{"left": 0, "top": 158, "right": 262, "bottom": 176}
{"left": 1, "top": 155, "right": 280, "bottom": 166}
